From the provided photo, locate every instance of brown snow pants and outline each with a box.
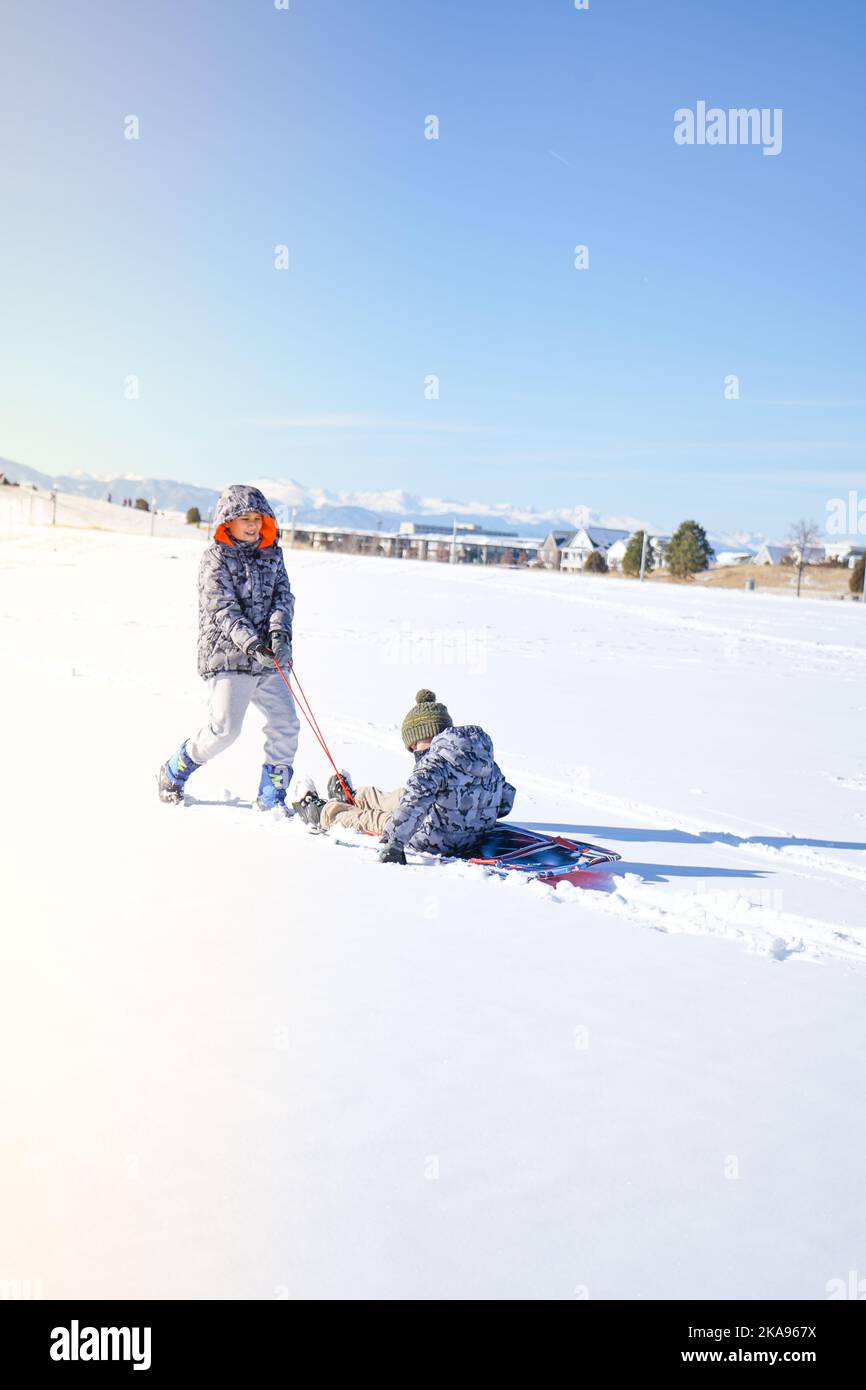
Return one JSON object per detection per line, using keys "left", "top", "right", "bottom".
{"left": 320, "top": 785, "right": 404, "bottom": 836}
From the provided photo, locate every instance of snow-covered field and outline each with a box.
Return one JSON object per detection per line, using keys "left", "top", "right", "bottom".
{"left": 2, "top": 521, "right": 865, "bottom": 1299}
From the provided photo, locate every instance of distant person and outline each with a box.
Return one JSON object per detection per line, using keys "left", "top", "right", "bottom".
{"left": 107, "top": 492, "right": 112, "bottom": 504}
{"left": 293, "top": 689, "right": 515, "bottom": 863}
{"left": 157, "top": 485, "right": 298, "bottom": 815}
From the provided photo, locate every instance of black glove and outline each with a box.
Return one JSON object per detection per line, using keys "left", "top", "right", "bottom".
{"left": 247, "top": 640, "right": 276, "bottom": 668}
{"left": 269, "top": 630, "right": 293, "bottom": 668}
{"left": 378, "top": 840, "right": 407, "bottom": 866}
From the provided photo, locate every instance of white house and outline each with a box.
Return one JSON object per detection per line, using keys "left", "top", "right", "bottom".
{"left": 824, "top": 541, "right": 866, "bottom": 565}
{"left": 606, "top": 532, "right": 669, "bottom": 572}
{"left": 539, "top": 530, "right": 576, "bottom": 570}
{"left": 606, "top": 537, "right": 630, "bottom": 570}
{"left": 753, "top": 543, "right": 791, "bottom": 566}
{"left": 714, "top": 550, "right": 754, "bottom": 567}
{"left": 790, "top": 543, "right": 826, "bottom": 565}
{"left": 650, "top": 534, "right": 671, "bottom": 565}
{"left": 560, "top": 526, "right": 630, "bottom": 573}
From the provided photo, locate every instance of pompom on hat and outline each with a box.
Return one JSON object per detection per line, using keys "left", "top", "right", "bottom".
{"left": 401, "top": 689, "right": 453, "bottom": 749}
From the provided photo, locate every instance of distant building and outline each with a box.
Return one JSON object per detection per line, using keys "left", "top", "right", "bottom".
{"left": 539, "top": 530, "right": 576, "bottom": 570}
{"left": 753, "top": 543, "right": 792, "bottom": 566}
{"left": 398, "top": 520, "right": 517, "bottom": 538}
{"left": 824, "top": 541, "right": 865, "bottom": 566}
{"left": 755, "top": 540, "right": 824, "bottom": 567}
{"left": 790, "top": 543, "right": 826, "bottom": 565}
{"left": 606, "top": 537, "right": 629, "bottom": 570}
{"left": 607, "top": 533, "right": 670, "bottom": 571}
{"left": 560, "top": 526, "right": 630, "bottom": 573}
{"left": 650, "top": 535, "right": 671, "bottom": 565}
{"left": 283, "top": 520, "right": 538, "bottom": 565}
{"left": 714, "top": 550, "right": 755, "bottom": 567}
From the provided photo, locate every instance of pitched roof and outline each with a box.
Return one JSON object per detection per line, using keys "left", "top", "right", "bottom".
{"left": 755, "top": 544, "right": 790, "bottom": 563}
{"left": 564, "top": 526, "right": 631, "bottom": 550}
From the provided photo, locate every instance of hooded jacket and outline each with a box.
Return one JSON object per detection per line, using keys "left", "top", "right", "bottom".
{"left": 196, "top": 485, "right": 294, "bottom": 678}
{"left": 385, "top": 725, "right": 516, "bottom": 855}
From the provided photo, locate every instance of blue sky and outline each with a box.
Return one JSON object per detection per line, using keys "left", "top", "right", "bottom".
{"left": 1, "top": 0, "right": 863, "bottom": 535}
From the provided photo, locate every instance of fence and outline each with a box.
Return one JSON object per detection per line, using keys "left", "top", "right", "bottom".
{"left": 0, "top": 487, "right": 207, "bottom": 541}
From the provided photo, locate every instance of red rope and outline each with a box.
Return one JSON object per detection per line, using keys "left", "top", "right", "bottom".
{"left": 272, "top": 658, "right": 355, "bottom": 805}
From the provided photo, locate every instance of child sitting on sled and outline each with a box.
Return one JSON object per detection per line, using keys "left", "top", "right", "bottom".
{"left": 292, "top": 689, "right": 515, "bottom": 864}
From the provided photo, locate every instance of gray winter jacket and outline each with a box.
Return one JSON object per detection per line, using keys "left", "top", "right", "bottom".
{"left": 386, "top": 725, "right": 516, "bottom": 855}
{"left": 196, "top": 485, "right": 294, "bottom": 679}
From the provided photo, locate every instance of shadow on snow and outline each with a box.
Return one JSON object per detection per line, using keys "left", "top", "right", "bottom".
{"left": 521, "top": 821, "right": 866, "bottom": 855}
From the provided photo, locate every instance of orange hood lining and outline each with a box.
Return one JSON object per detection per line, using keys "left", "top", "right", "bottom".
{"left": 214, "top": 515, "right": 278, "bottom": 549}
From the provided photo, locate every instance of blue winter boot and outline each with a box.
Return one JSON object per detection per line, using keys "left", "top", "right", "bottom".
{"left": 256, "top": 763, "right": 293, "bottom": 817}
{"left": 158, "top": 741, "right": 200, "bottom": 804}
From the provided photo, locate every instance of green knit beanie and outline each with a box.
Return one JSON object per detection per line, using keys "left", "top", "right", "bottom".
{"left": 401, "top": 689, "right": 453, "bottom": 749}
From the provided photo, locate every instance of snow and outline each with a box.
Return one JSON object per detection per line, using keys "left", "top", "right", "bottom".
{"left": 0, "top": 487, "right": 203, "bottom": 540}
{"left": 2, "top": 520, "right": 865, "bottom": 1299}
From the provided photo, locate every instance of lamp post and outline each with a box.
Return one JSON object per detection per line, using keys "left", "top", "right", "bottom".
{"left": 639, "top": 530, "right": 649, "bottom": 581}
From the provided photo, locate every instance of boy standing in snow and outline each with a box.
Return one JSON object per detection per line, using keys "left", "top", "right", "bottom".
{"left": 293, "top": 689, "right": 515, "bottom": 863}
{"left": 158, "top": 485, "right": 299, "bottom": 815}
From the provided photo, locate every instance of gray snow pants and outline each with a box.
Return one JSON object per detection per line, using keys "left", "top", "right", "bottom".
{"left": 187, "top": 671, "right": 300, "bottom": 770}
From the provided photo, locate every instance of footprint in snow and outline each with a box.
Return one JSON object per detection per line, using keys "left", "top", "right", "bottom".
{"left": 826, "top": 773, "right": 866, "bottom": 792}
{"left": 769, "top": 936, "right": 803, "bottom": 961}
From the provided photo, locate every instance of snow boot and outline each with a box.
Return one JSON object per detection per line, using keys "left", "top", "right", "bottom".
{"left": 291, "top": 777, "right": 326, "bottom": 829}
{"left": 326, "top": 769, "right": 355, "bottom": 803}
{"left": 158, "top": 741, "right": 200, "bottom": 804}
{"left": 256, "top": 763, "right": 293, "bottom": 816}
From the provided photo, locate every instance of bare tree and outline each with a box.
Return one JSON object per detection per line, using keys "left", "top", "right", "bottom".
{"left": 788, "top": 518, "right": 820, "bottom": 598}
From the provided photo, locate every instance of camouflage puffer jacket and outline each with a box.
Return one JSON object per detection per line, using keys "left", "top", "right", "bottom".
{"left": 196, "top": 485, "right": 294, "bottom": 678}
{"left": 385, "top": 725, "right": 516, "bottom": 855}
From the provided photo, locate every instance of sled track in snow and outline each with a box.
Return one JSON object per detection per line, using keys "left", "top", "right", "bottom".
{"left": 285, "top": 713, "right": 866, "bottom": 969}
{"left": 359, "top": 560, "right": 866, "bottom": 668}
{"left": 516, "top": 769, "right": 866, "bottom": 889}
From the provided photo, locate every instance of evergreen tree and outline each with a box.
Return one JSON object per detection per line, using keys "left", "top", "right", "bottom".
{"left": 186, "top": 506, "right": 201, "bottom": 525}
{"left": 623, "top": 531, "right": 651, "bottom": 577}
{"left": 666, "top": 520, "right": 714, "bottom": 579}
{"left": 584, "top": 549, "right": 608, "bottom": 574}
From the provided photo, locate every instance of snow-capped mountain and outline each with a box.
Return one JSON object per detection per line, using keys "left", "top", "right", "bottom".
{"left": 0, "top": 456, "right": 768, "bottom": 549}
{"left": 245, "top": 476, "right": 657, "bottom": 538}
{"left": 1, "top": 459, "right": 220, "bottom": 518}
